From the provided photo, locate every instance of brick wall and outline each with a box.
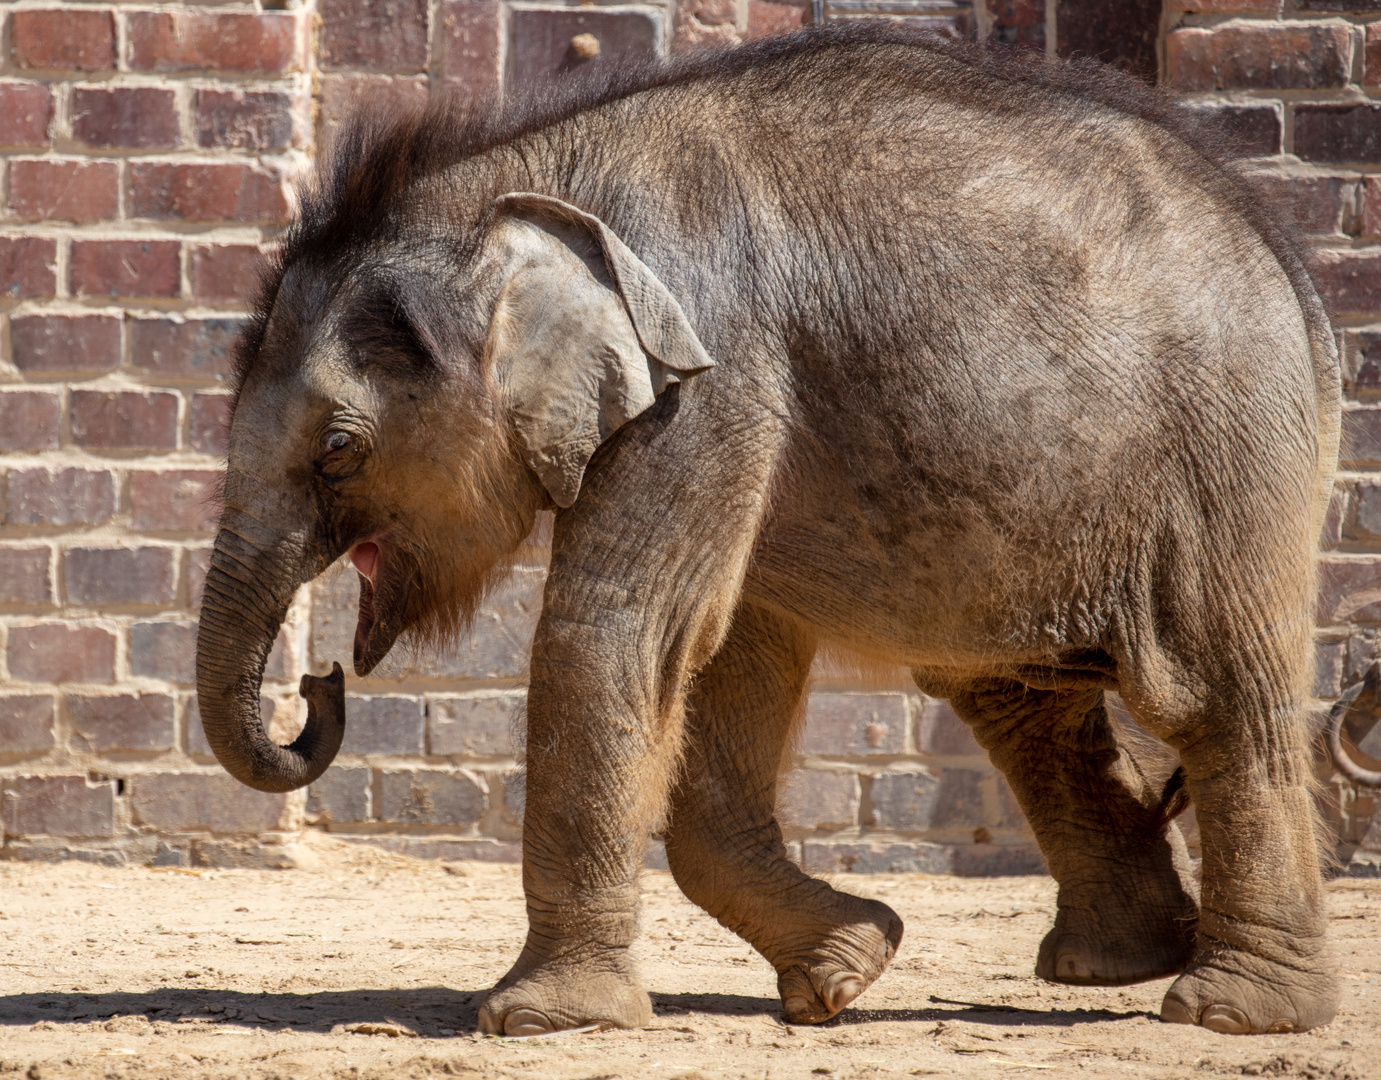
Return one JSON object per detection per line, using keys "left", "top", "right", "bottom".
{"left": 1, "top": 0, "right": 1378, "bottom": 875}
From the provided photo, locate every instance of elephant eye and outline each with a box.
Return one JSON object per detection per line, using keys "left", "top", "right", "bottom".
{"left": 325, "top": 431, "right": 352, "bottom": 453}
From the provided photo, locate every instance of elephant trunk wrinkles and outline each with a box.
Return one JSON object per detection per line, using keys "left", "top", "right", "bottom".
{"left": 195, "top": 511, "right": 346, "bottom": 793}
{"left": 1325, "top": 663, "right": 1381, "bottom": 789}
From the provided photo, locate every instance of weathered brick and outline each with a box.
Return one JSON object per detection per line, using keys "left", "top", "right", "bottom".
{"left": 777, "top": 769, "right": 860, "bottom": 830}
{"left": 71, "top": 239, "right": 181, "bottom": 299}
{"left": 1166, "top": 0, "right": 1279, "bottom": 10}
{"left": 1351, "top": 330, "right": 1381, "bottom": 397}
{"left": 1362, "top": 177, "right": 1381, "bottom": 240}
{"left": 1342, "top": 407, "right": 1381, "bottom": 467}
{"left": 130, "top": 317, "right": 242, "bottom": 382}
{"left": 1355, "top": 479, "right": 1381, "bottom": 537}
{"left": 190, "top": 244, "right": 266, "bottom": 305}
{"left": 0, "top": 547, "right": 52, "bottom": 606}
{"left": 9, "top": 159, "right": 118, "bottom": 223}
{"left": 1300, "top": 0, "right": 1381, "bottom": 9}
{"left": 915, "top": 697, "right": 982, "bottom": 755}
{"left": 130, "top": 772, "right": 288, "bottom": 833}
{"left": 130, "top": 470, "right": 222, "bottom": 533}
{"left": 128, "top": 12, "right": 300, "bottom": 73}
{"left": 320, "top": 74, "right": 429, "bottom": 135}
{"left": 5, "top": 468, "right": 116, "bottom": 527}
{"left": 307, "top": 766, "right": 372, "bottom": 823}
{"left": 509, "top": 8, "right": 660, "bottom": 86}
{"left": 7, "top": 623, "right": 115, "bottom": 684}
{"left": 985, "top": 0, "right": 1044, "bottom": 49}
{"left": 1313, "top": 251, "right": 1381, "bottom": 320}
{"left": 340, "top": 695, "right": 426, "bottom": 755}
{"left": 2, "top": 775, "right": 115, "bottom": 837}
{"left": 71, "top": 390, "right": 179, "bottom": 450}
{"left": 186, "top": 547, "right": 212, "bottom": 607}
{"left": 952, "top": 843, "right": 1046, "bottom": 876}
{"left": 10, "top": 314, "right": 120, "bottom": 374}
{"left": 1250, "top": 174, "right": 1354, "bottom": 236}
{"left": 0, "top": 237, "right": 57, "bottom": 299}
{"left": 129, "top": 620, "right": 197, "bottom": 683}
{"left": 0, "top": 392, "right": 60, "bottom": 452}
{"left": 322, "top": 0, "right": 429, "bottom": 71}
{"left": 0, "top": 695, "right": 55, "bottom": 755}
{"left": 799, "top": 692, "right": 908, "bottom": 756}
{"left": 69, "top": 692, "right": 176, "bottom": 753}
{"left": 312, "top": 568, "right": 544, "bottom": 680}
{"left": 442, "top": 3, "right": 499, "bottom": 98}
{"left": 0, "top": 81, "right": 53, "bottom": 146}
{"left": 72, "top": 87, "right": 179, "bottom": 149}
{"left": 378, "top": 768, "right": 485, "bottom": 825}
{"left": 10, "top": 9, "right": 116, "bottom": 71}
{"left": 1184, "top": 102, "right": 1282, "bottom": 158}
{"left": 428, "top": 692, "right": 523, "bottom": 755}
{"left": 802, "top": 839, "right": 954, "bottom": 875}
{"left": 1168, "top": 23, "right": 1351, "bottom": 92}
{"left": 677, "top": 3, "right": 739, "bottom": 50}
{"left": 196, "top": 89, "right": 296, "bottom": 151}
{"left": 130, "top": 163, "right": 289, "bottom": 224}
{"left": 502, "top": 769, "right": 524, "bottom": 825}
{"left": 1296, "top": 104, "right": 1381, "bottom": 165}
{"left": 931, "top": 768, "right": 989, "bottom": 828}
{"left": 190, "top": 391, "right": 232, "bottom": 455}
{"left": 65, "top": 547, "right": 177, "bottom": 607}
{"left": 869, "top": 770, "right": 942, "bottom": 831}
{"left": 1368, "top": 23, "right": 1381, "bottom": 88}
{"left": 1318, "top": 557, "right": 1381, "bottom": 624}
{"left": 746, "top": 0, "right": 809, "bottom": 38}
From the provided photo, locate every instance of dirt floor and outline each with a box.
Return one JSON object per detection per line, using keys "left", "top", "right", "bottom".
{"left": 0, "top": 835, "right": 1376, "bottom": 1080}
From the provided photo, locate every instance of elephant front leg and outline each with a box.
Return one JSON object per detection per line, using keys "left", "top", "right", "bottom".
{"left": 664, "top": 603, "right": 903, "bottom": 1024}
{"left": 949, "top": 680, "right": 1200, "bottom": 988}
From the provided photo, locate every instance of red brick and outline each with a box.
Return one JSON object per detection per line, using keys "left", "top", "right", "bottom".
{"left": 7, "top": 623, "right": 115, "bottom": 684}
{"left": 130, "top": 317, "right": 242, "bottom": 382}
{"left": 1295, "top": 104, "right": 1381, "bottom": 164}
{"left": 1366, "top": 178, "right": 1381, "bottom": 239}
{"left": 0, "top": 237, "right": 56, "bottom": 300}
{"left": 1342, "top": 406, "right": 1381, "bottom": 467}
{"left": 10, "top": 9, "right": 116, "bottom": 71}
{"left": 189, "top": 391, "right": 232, "bottom": 455}
{"left": 321, "top": 74, "right": 428, "bottom": 135}
{"left": 71, "top": 239, "right": 181, "bottom": 299}
{"left": 72, "top": 87, "right": 179, "bottom": 149}
{"left": 130, "top": 162, "right": 288, "bottom": 224}
{"left": 777, "top": 769, "right": 860, "bottom": 830}
{"left": 0, "top": 392, "right": 60, "bottom": 452}
{"left": 442, "top": 3, "right": 499, "bottom": 97}
{"left": 1165, "top": 0, "right": 1279, "bottom": 10}
{"left": 800, "top": 692, "right": 909, "bottom": 756}
{"left": 69, "top": 692, "right": 176, "bottom": 753}
{"left": 984, "top": 0, "right": 1044, "bottom": 49}
{"left": 1318, "top": 556, "right": 1381, "bottom": 624}
{"left": 321, "top": 0, "right": 429, "bottom": 71}
{"left": 746, "top": 0, "right": 808, "bottom": 38}
{"left": 0, "top": 81, "right": 53, "bottom": 146}
{"left": 1250, "top": 174, "right": 1353, "bottom": 236}
{"left": 2, "top": 775, "right": 115, "bottom": 837}
{"left": 65, "top": 547, "right": 177, "bottom": 606}
{"left": 0, "top": 548, "right": 53, "bottom": 606}
{"left": 1368, "top": 24, "right": 1381, "bottom": 88}
{"left": 1167, "top": 23, "right": 1351, "bottom": 93}
{"left": 9, "top": 159, "right": 118, "bottom": 223}
{"left": 129, "top": 620, "right": 196, "bottom": 683}
{"left": 10, "top": 314, "right": 120, "bottom": 374}
{"left": 130, "top": 469, "right": 222, "bottom": 533}
{"left": 190, "top": 244, "right": 265, "bottom": 305}
{"left": 130, "top": 772, "right": 288, "bottom": 833}
{"left": 196, "top": 89, "right": 296, "bottom": 151}
{"left": 5, "top": 468, "right": 116, "bottom": 526}
{"left": 70, "top": 390, "right": 180, "bottom": 451}
{"left": 186, "top": 546, "right": 212, "bottom": 607}
{"left": 128, "top": 11, "right": 300, "bottom": 73}
{"left": 0, "top": 695, "right": 55, "bottom": 754}
{"left": 1311, "top": 251, "right": 1381, "bottom": 319}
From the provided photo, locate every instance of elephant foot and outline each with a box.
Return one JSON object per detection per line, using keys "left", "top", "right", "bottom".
{"left": 478, "top": 954, "right": 652, "bottom": 1036}
{"left": 1036, "top": 902, "right": 1196, "bottom": 987}
{"left": 1160, "top": 943, "right": 1339, "bottom": 1035}
{"left": 774, "top": 895, "right": 904, "bottom": 1024}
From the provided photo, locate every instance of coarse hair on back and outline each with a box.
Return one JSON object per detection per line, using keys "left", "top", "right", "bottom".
{"left": 231, "top": 20, "right": 1317, "bottom": 401}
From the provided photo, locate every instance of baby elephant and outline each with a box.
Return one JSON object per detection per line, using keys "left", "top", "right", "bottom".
{"left": 196, "top": 25, "right": 1342, "bottom": 1037}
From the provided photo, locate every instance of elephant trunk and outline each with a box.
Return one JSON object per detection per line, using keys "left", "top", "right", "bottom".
{"left": 1324, "top": 663, "right": 1381, "bottom": 790}
{"left": 195, "top": 509, "right": 346, "bottom": 793}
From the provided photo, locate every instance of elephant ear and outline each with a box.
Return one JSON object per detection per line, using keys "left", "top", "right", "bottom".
{"left": 487, "top": 192, "right": 714, "bottom": 508}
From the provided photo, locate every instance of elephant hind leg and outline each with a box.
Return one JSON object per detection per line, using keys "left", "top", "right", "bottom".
{"left": 663, "top": 602, "right": 902, "bottom": 1024}
{"left": 949, "top": 680, "right": 1200, "bottom": 988}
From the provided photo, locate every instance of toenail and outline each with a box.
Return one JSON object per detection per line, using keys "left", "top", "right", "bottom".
{"left": 782, "top": 995, "right": 817, "bottom": 1022}
{"left": 1056, "top": 952, "right": 1091, "bottom": 980}
{"left": 1159, "top": 997, "right": 1196, "bottom": 1026}
{"left": 504, "top": 1008, "right": 554, "bottom": 1037}
{"left": 1201, "top": 1004, "right": 1252, "bottom": 1035}
{"left": 821, "top": 972, "right": 865, "bottom": 1013}
{"left": 1265, "top": 1020, "right": 1295, "bottom": 1034}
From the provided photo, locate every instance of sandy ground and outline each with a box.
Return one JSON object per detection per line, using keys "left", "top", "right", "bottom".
{"left": 0, "top": 836, "right": 1376, "bottom": 1080}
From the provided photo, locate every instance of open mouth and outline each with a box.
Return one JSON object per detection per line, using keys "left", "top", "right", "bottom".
{"left": 349, "top": 540, "right": 383, "bottom": 674}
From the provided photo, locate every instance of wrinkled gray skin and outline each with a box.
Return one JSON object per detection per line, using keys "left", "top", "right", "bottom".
{"left": 195, "top": 29, "right": 1343, "bottom": 1040}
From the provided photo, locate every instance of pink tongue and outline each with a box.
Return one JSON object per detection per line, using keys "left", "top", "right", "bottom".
{"left": 351, "top": 542, "right": 379, "bottom": 583}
